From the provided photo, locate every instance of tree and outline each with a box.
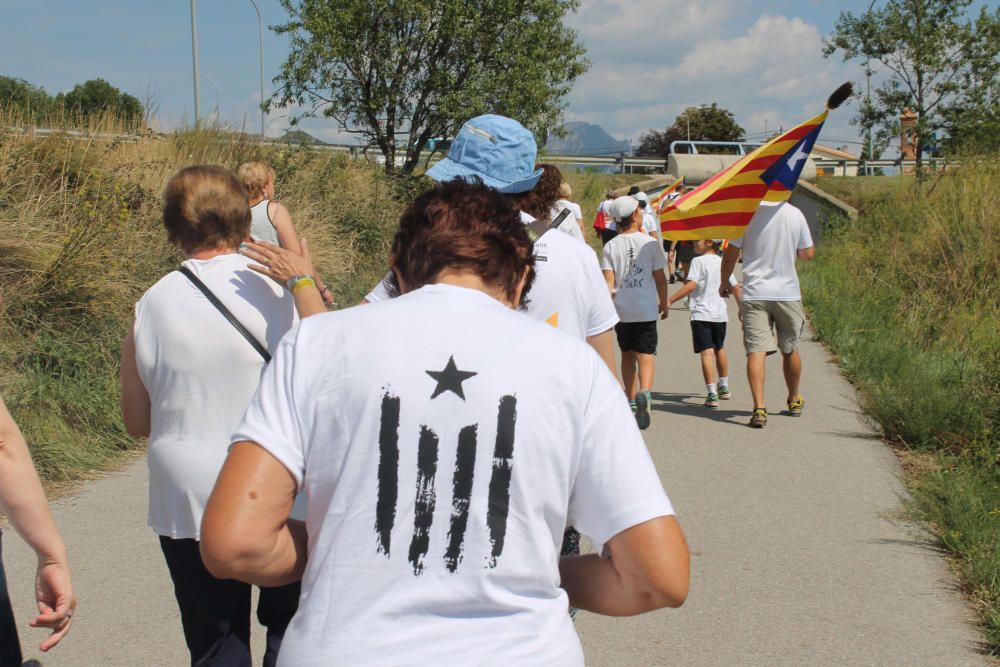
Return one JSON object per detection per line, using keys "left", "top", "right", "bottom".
{"left": 824, "top": 0, "right": 1000, "bottom": 166}
{"left": 61, "top": 78, "right": 143, "bottom": 127}
{"left": 636, "top": 103, "right": 745, "bottom": 157}
{"left": 0, "top": 76, "right": 55, "bottom": 122}
{"left": 272, "top": 0, "right": 588, "bottom": 175}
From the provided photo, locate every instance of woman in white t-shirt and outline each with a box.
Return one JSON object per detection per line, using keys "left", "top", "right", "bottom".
{"left": 669, "top": 239, "right": 743, "bottom": 408}
{"left": 120, "top": 165, "right": 322, "bottom": 667}
{"left": 200, "top": 179, "right": 689, "bottom": 667}
{"left": 553, "top": 181, "right": 585, "bottom": 240}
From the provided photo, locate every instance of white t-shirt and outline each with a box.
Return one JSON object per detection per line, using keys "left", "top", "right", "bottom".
{"left": 599, "top": 232, "right": 667, "bottom": 322}
{"left": 133, "top": 253, "right": 299, "bottom": 539}
{"left": 686, "top": 253, "right": 738, "bottom": 323}
{"left": 365, "top": 214, "right": 618, "bottom": 340}
{"left": 729, "top": 202, "right": 813, "bottom": 301}
{"left": 233, "top": 284, "right": 674, "bottom": 667}
{"left": 552, "top": 199, "right": 585, "bottom": 243}
{"left": 598, "top": 199, "right": 616, "bottom": 231}
{"left": 641, "top": 208, "right": 660, "bottom": 236}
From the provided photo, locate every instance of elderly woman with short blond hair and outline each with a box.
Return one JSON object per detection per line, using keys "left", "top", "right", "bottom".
{"left": 120, "top": 165, "right": 321, "bottom": 667}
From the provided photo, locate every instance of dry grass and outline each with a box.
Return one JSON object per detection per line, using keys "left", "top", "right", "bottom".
{"left": 0, "top": 109, "right": 402, "bottom": 481}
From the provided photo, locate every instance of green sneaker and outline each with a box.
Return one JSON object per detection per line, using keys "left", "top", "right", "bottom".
{"left": 749, "top": 408, "right": 768, "bottom": 428}
{"left": 787, "top": 396, "right": 805, "bottom": 416}
{"left": 704, "top": 392, "right": 719, "bottom": 408}
{"left": 635, "top": 390, "right": 652, "bottom": 430}
{"left": 629, "top": 400, "right": 637, "bottom": 415}
{"left": 718, "top": 385, "right": 731, "bottom": 400}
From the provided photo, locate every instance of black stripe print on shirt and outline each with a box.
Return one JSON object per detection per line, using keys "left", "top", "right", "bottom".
{"left": 444, "top": 424, "right": 478, "bottom": 573}
{"left": 374, "top": 393, "right": 400, "bottom": 557}
{"left": 408, "top": 426, "right": 440, "bottom": 575}
{"left": 486, "top": 395, "right": 517, "bottom": 568}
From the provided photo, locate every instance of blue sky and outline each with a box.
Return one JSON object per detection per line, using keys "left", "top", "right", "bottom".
{"left": 3, "top": 0, "right": 995, "bottom": 153}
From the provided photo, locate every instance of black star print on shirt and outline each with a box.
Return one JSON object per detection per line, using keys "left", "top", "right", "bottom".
{"left": 425, "top": 355, "right": 477, "bottom": 400}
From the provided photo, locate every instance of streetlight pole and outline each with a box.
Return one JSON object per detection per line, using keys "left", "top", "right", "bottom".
{"left": 248, "top": 0, "right": 265, "bottom": 136}
{"left": 190, "top": 0, "right": 201, "bottom": 129}
{"left": 864, "top": 0, "right": 877, "bottom": 176}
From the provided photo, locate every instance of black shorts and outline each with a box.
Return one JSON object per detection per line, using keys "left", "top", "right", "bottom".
{"left": 691, "top": 320, "right": 727, "bottom": 353}
{"left": 676, "top": 242, "right": 695, "bottom": 264}
{"left": 615, "top": 321, "right": 658, "bottom": 354}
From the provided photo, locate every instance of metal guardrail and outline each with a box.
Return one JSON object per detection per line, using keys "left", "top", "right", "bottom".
{"left": 3, "top": 125, "right": 951, "bottom": 174}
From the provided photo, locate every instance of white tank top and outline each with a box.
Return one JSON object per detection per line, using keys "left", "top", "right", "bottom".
{"left": 133, "top": 253, "right": 299, "bottom": 539}
{"left": 249, "top": 199, "right": 280, "bottom": 245}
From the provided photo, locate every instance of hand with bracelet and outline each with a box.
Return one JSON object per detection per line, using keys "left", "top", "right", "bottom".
{"left": 243, "top": 239, "right": 329, "bottom": 318}
{"left": 243, "top": 239, "right": 335, "bottom": 306}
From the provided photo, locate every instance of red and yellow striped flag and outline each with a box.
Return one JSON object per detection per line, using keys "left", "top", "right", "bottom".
{"left": 660, "top": 83, "right": 852, "bottom": 240}
{"left": 650, "top": 176, "right": 684, "bottom": 213}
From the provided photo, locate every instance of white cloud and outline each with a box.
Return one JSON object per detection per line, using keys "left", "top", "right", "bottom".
{"left": 564, "top": 6, "right": 860, "bottom": 147}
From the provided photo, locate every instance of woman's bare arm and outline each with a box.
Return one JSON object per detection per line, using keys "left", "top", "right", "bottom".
{"left": 269, "top": 201, "right": 301, "bottom": 255}
{"left": 0, "top": 395, "right": 76, "bottom": 650}
{"left": 201, "top": 441, "right": 307, "bottom": 587}
{"left": 120, "top": 324, "right": 151, "bottom": 438}
{"left": 559, "top": 515, "right": 689, "bottom": 616}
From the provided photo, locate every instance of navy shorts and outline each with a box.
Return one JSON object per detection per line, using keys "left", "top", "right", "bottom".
{"left": 615, "top": 321, "right": 658, "bottom": 355}
{"left": 691, "top": 320, "right": 727, "bottom": 353}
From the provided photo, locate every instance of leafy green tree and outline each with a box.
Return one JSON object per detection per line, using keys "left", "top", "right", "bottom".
{"left": 272, "top": 0, "right": 588, "bottom": 174}
{"left": 0, "top": 76, "right": 55, "bottom": 121}
{"left": 636, "top": 103, "right": 745, "bottom": 157}
{"left": 824, "top": 0, "right": 1000, "bottom": 165}
{"left": 61, "top": 78, "right": 144, "bottom": 127}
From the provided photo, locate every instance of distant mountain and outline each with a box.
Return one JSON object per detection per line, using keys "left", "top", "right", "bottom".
{"left": 277, "top": 129, "right": 326, "bottom": 145}
{"left": 544, "top": 121, "right": 630, "bottom": 156}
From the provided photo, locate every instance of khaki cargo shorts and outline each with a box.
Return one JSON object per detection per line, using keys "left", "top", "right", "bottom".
{"left": 742, "top": 300, "right": 806, "bottom": 354}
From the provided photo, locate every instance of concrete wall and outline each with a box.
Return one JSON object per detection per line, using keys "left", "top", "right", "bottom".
{"left": 669, "top": 154, "right": 818, "bottom": 184}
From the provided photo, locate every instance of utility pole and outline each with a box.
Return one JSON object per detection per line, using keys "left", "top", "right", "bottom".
{"left": 248, "top": 0, "right": 265, "bottom": 136}
{"left": 190, "top": 0, "right": 201, "bottom": 128}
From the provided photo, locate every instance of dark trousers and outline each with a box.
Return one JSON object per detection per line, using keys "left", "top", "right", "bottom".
{"left": 0, "top": 532, "right": 22, "bottom": 667}
{"left": 601, "top": 229, "right": 619, "bottom": 245}
{"left": 159, "top": 536, "right": 300, "bottom": 667}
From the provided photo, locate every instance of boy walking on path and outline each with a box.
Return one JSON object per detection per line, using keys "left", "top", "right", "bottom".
{"left": 668, "top": 240, "right": 742, "bottom": 408}
{"left": 600, "top": 196, "right": 669, "bottom": 430}
{"left": 720, "top": 201, "right": 815, "bottom": 428}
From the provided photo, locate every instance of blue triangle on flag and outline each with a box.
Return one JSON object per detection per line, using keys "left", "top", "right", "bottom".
{"left": 760, "top": 124, "right": 824, "bottom": 191}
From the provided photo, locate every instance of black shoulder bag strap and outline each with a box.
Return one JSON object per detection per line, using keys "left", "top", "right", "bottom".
{"left": 177, "top": 266, "right": 272, "bottom": 363}
{"left": 525, "top": 207, "right": 573, "bottom": 243}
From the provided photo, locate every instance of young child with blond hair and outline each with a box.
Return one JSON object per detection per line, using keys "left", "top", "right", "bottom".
{"left": 669, "top": 239, "right": 742, "bottom": 407}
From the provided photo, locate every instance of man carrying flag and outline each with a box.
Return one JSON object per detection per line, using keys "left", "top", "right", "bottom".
{"left": 659, "top": 83, "right": 852, "bottom": 428}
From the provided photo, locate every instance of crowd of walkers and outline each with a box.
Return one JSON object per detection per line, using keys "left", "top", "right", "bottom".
{"left": 0, "top": 111, "right": 817, "bottom": 666}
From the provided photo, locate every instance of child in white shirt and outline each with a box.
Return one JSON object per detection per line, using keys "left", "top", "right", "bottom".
{"left": 600, "top": 196, "right": 669, "bottom": 429}
{"left": 668, "top": 239, "right": 742, "bottom": 407}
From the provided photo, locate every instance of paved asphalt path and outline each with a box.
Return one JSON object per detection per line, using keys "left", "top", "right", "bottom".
{"left": 4, "top": 281, "right": 989, "bottom": 666}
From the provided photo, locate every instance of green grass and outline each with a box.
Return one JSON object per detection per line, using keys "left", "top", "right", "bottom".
{"left": 813, "top": 175, "right": 906, "bottom": 212}
{"left": 801, "top": 162, "right": 1000, "bottom": 653}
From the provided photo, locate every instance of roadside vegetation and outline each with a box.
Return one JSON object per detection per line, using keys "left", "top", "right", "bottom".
{"left": 800, "top": 166, "right": 1000, "bottom": 653}
{"left": 0, "top": 111, "right": 403, "bottom": 482}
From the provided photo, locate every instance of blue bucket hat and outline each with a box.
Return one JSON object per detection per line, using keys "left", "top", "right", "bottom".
{"left": 425, "top": 115, "right": 543, "bottom": 194}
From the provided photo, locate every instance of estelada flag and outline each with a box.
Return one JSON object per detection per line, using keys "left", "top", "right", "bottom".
{"left": 660, "top": 83, "right": 853, "bottom": 240}
{"left": 650, "top": 176, "right": 684, "bottom": 213}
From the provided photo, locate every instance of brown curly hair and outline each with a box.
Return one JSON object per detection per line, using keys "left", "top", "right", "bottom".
{"left": 507, "top": 163, "right": 563, "bottom": 222}
{"left": 390, "top": 179, "right": 536, "bottom": 306}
